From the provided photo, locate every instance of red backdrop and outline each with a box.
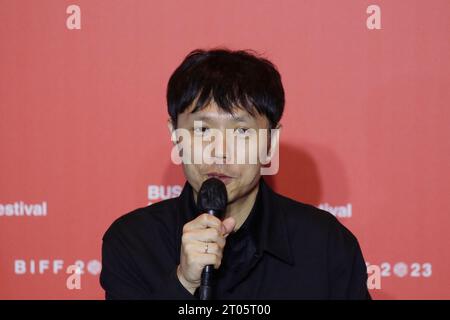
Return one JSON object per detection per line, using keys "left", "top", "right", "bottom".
{"left": 0, "top": 0, "right": 449, "bottom": 299}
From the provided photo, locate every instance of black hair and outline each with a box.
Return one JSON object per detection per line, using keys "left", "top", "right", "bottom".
{"left": 167, "top": 48, "right": 285, "bottom": 129}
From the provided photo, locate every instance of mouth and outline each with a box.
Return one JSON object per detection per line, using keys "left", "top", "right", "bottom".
{"left": 206, "top": 172, "right": 234, "bottom": 184}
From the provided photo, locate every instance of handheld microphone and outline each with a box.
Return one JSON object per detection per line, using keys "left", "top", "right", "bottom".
{"left": 196, "top": 177, "right": 228, "bottom": 300}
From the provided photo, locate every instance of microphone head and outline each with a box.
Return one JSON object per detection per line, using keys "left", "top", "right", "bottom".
{"left": 197, "top": 177, "right": 228, "bottom": 219}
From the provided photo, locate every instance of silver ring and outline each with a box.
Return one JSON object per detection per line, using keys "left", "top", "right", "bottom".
{"left": 204, "top": 242, "right": 209, "bottom": 254}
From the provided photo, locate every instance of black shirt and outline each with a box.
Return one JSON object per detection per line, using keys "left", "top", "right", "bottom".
{"left": 213, "top": 182, "right": 260, "bottom": 299}
{"left": 100, "top": 178, "right": 370, "bottom": 299}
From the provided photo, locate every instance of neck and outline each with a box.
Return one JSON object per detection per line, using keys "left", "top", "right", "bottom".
{"left": 225, "top": 181, "right": 260, "bottom": 231}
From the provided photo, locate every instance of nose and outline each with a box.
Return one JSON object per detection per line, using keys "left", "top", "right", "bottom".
{"left": 211, "top": 130, "right": 228, "bottom": 161}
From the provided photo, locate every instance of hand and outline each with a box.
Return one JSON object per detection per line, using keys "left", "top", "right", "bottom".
{"left": 176, "top": 213, "right": 236, "bottom": 294}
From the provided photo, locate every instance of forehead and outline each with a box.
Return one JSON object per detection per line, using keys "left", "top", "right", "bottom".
{"left": 180, "top": 101, "right": 268, "bottom": 126}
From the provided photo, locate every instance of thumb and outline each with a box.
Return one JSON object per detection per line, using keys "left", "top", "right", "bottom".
{"left": 222, "top": 217, "right": 236, "bottom": 235}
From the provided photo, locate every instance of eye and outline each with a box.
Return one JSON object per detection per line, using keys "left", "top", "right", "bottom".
{"left": 193, "top": 126, "right": 210, "bottom": 135}
{"left": 234, "top": 127, "right": 250, "bottom": 136}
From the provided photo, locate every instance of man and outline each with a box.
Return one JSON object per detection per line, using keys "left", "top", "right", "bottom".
{"left": 100, "top": 48, "right": 370, "bottom": 299}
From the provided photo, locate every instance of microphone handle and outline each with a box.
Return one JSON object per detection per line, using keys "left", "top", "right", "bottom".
{"left": 199, "top": 265, "right": 214, "bottom": 300}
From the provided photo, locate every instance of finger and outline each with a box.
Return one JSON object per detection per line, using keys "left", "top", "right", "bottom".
{"left": 183, "top": 213, "right": 223, "bottom": 233}
{"left": 192, "top": 241, "right": 222, "bottom": 257}
{"left": 222, "top": 217, "right": 236, "bottom": 235}
{"left": 182, "top": 240, "right": 223, "bottom": 256}
{"left": 193, "top": 253, "right": 223, "bottom": 270}
{"left": 183, "top": 228, "right": 225, "bottom": 248}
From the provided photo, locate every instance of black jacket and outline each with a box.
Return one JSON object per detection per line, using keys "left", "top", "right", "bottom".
{"left": 100, "top": 178, "right": 370, "bottom": 299}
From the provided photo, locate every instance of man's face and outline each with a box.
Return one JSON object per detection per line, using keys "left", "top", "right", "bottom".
{"left": 169, "top": 100, "right": 273, "bottom": 205}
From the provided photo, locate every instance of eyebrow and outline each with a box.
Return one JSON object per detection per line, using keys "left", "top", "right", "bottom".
{"left": 193, "top": 114, "right": 252, "bottom": 123}
{"left": 232, "top": 115, "right": 252, "bottom": 122}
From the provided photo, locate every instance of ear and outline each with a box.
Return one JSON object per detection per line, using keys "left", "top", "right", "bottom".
{"left": 167, "top": 118, "right": 176, "bottom": 145}
{"left": 267, "top": 123, "right": 282, "bottom": 154}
